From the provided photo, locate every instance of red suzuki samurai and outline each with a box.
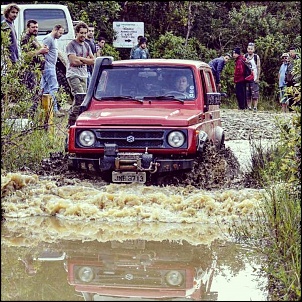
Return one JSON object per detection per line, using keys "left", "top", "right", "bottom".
{"left": 67, "top": 57, "right": 225, "bottom": 184}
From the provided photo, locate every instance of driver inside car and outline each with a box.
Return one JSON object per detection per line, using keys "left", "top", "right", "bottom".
{"left": 175, "top": 75, "right": 190, "bottom": 97}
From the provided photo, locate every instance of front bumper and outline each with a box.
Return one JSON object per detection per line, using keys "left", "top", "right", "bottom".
{"left": 68, "top": 151, "right": 194, "bottom": 174}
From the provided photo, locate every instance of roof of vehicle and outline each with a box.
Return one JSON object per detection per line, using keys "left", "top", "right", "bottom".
{"left": 1, "top": 3, "right": 69, "bottom": 11}
{"left": 112, "top": 58, "right": 211, "bottom": 69}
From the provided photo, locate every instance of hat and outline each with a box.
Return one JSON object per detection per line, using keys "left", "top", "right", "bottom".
{"left": 139, "top": 37, "right": 147, "bottom": 45}
{"left": 281, "top": 53, "right": 289, "bottom": 58}
{"left": 233, "top": 47, "right": 240, "bottom": 55}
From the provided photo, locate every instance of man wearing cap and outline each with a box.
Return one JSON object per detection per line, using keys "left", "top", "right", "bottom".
{"left": 132, "top": 37, "right": 149, "bottom": 59}
{"left": 232, "top": 47, "right": 247, "bottom": 110}
{"left": 279, "top": 53, "right": 290, "bottom": 112}
{"left": 208, "top": 53, "right": 231, "bottom": 91}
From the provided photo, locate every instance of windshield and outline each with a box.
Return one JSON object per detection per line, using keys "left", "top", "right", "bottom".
{"left": 94, "top": 67, "right": 196, "bottom": 100}
{"left": 23, "top": 9, "right": 70, "bottom": 35}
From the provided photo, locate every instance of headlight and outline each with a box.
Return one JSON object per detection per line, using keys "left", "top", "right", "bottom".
{"left": 78, "top": 130, "right": 96, "bottom": 147}
{"left": 165, "top": 270, "right": 184, "bottom": 286}
{"left": 167, "top": 131, "right": 185, "bottom": 147}
{"left": 77, "top": 266, "right": 94, "bottom": 283}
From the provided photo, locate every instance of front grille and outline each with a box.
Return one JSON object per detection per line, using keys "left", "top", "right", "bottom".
{"left": 96, "top": 130, "right": 165, "bottom": 148}
{"left": 74, "top": 266, "right": 185, "bottom": 288}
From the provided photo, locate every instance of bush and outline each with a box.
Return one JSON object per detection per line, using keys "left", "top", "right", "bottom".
{"left": 1, "top": 30, "right": 68, "bottom": 172}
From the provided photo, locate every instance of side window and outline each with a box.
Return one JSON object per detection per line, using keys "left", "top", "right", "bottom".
{"left": 204, "top": 71, "right": 215, "bottom": 93}
{"left": 24, "top": 9, "right": 69, "bottom": 35}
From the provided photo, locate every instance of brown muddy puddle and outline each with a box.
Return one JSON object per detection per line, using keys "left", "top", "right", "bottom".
{"left": 1, "top": 173, "right": 268, "bottom": 301}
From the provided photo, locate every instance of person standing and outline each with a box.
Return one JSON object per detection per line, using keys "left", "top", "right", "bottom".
{"left": 244, "top": 42, "right": 261, "bottom": 111}
{"left": 278, "top": 53, "right": 290, "bottom": 113}
{"left": 130, "top": 35, "right": 143, "bottom": 59}
{"left": 96, "top": 36, "right": 106, "bottom": 57}
{"left": 232, "top": 47, "right": 247, "bottom": 110}
{"left": 208, "top": 53, "right": 231, "bottom": 91}
{"left": 20, "top": 19, "right": 49, "bottom": 113}
{"left": 66, "top": 21, "right": 95, "bottom": 126}
{"left": 1, "top": 3, "right": 20, "bottom": 64}
{"left": 85, "top": 24, "right": 96, "bottom": 88}
{"left": 130, "top": 36, "right": 150, "bottom": 59}
{"left": 40, "top": 24, "right": 65, "bottom": 116}
{"left": 132, "top": 37, "right": 149, "bottom": 59}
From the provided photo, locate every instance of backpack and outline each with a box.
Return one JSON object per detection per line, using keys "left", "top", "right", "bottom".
{"left": 244, "top": 53, "right": 258, "bottom": 65}
{"left": 241, "top": 59, "right": 254, "bottom": 82}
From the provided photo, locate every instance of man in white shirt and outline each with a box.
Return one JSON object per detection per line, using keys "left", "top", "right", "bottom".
{"left": 245, "top": 42, "right": 261, "bottom": 112}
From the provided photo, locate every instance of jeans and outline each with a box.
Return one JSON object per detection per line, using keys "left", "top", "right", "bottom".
{"left": 40, "top": 68, "right": 59, "bottom": 112}
{"left": 235, "top": 82, "right": 246, "bottom": 110}
{"left": 87, "top": 71, "right": 92, "bottom": 89}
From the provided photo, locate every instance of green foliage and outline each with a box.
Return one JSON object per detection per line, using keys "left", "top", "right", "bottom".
{"left": 66, "top": 1, "right": 121, "bottom": 42}
{"left": 150, "top": 33, "right": 217, "bottom": 62}
{"left": 260, "top": 187, "right": 301, "bottom": 301}
{"left": 237, "top": 50, "right": 301, "bottom": 301}
{"left": 1, "top": 29, "right": 67, "bottom": 172}
{"left": 101, "top": 43, "right": 121, "bottom": 61}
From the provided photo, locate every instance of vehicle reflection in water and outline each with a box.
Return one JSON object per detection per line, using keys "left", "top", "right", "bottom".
{"left": 1, "top": 217, "right": 267, "bottom": 301}
{"left": 67, "top": 239, "right": 217, "bottom": 301}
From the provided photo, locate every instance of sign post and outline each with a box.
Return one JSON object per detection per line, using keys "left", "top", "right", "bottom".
{"left": 113, "top": 22, "right": 144, "bottom": 48}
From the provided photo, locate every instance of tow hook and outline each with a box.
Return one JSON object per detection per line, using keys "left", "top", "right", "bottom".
{"left": 134, "top": 161, "right": 160, "bottom": 173}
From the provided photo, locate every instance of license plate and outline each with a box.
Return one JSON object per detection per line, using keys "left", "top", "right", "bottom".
{"left": 112, "top": 171, "right": 146, "bottom": 183}
{"left": 111, "top": 240, "right": 146, "bottom": 249}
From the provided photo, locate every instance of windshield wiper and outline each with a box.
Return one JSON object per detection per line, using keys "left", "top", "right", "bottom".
{"left": 144, "top": 95, "right": 184, "bottom": 104}
{"left": 100, "top": 96, "right": 143, "bottom": 103}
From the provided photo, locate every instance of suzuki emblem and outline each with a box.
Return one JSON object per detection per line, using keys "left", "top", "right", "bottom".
{"left": 126, "top": 135, "right": 135, "bottom": 143}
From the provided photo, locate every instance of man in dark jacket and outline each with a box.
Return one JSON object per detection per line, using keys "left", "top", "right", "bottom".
{"left": 208, "top": 53, "right": 231, "bottom": 91}
{"left": 232, "top": 47, "right": 247, "bottom": 110}
{"left": 20, "top": 19, "right": 49, "bottom": 113}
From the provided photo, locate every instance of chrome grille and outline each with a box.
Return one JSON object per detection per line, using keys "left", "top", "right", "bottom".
{"left": 97, "top": 130, "right": 165, "bottom": 148}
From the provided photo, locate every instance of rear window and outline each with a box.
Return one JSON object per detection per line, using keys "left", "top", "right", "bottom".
{"left": 24, "top": 9, "right": 69, "bottom": 35}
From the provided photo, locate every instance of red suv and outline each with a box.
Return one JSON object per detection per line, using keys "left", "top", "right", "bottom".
{"left": 67, "top": 57, "right": 224, "bottom": 184}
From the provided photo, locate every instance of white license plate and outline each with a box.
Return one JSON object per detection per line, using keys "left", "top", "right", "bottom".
{"left": 112, "top": 171, "right": 146, "bottom": 183}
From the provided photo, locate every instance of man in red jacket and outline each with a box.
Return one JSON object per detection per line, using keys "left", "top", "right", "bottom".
{"left": 232, "top": 47, "right": 247, "bottom": 110}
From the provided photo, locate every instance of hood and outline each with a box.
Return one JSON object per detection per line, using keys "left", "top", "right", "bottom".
{"left": 75, "top": 107, "right": 202, "bottom": 127}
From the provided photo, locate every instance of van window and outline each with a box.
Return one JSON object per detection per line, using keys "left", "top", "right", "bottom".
{"left": 23, "top": 9, "right": 69, "bottom": 35}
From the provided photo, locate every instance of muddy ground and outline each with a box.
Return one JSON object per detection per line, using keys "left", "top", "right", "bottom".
{"left": 24, "top": 109, "right": 288, "bottom": 190}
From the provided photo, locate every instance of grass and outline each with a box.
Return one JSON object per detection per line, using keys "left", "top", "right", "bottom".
{"left": 1, "top": 104, "right": 69, "bottom": 173}
{"left": 220, "top": 95, "right": 281, "bottom": 112}
{"left": 230, "top": 108, "right": 301, "bottom": 301}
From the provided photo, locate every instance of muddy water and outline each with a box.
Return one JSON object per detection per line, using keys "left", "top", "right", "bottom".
{"left": 1, "top": 173, "right": 269, "bottom": 301}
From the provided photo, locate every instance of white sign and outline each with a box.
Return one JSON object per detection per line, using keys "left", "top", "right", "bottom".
{"left": 113, "top": 22, "right": 144, "bottom": 48}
